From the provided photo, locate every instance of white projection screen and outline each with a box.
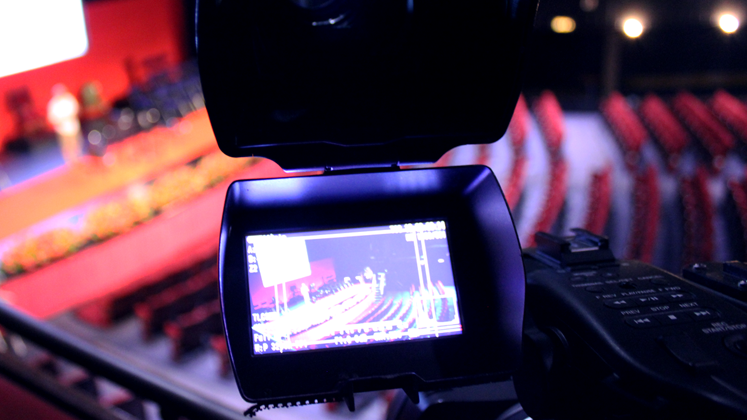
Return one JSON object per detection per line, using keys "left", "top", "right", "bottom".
{"left": 0, "top": 0, "right": 89, "bottom": 78}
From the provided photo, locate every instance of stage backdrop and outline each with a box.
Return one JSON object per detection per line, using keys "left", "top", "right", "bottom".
{"left": 0, "top": 0, "right": 187, "bottom": 147}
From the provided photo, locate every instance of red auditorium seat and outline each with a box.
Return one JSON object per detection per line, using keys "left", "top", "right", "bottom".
{"left": 710, "top": 90, "right": 747, "bottom": 144}
{"left": 583, "top": 165, "right": 613, "bottom": 235}
{"left": 134, "top": 268, "right": 218, "bottom": 339}
{"left": 638, "top": 94, "right": 690, "bottom": 171}
{"left": 75, "top": 260, "right": 214, "bottom": 327}
{"left": 672, "top": 92, "right": 735, "bottom": 171}
{"left": 509, "top": 94, "right": 530, "bottom": 154}
{"left": 504, "top": 94, "right": 530, "bottom": 208}
{"left": 163, "top": 299, "right": 222, "bottom": 361}
{"left": 529, "top": 160, "right": 568, "bottom": 247}
{"left": 532, "top": 91, "right": 565, "bottom": 157}
{"left": 600, "top": 92, "right": 648, "bottom": 168}
{"left": 503, "top": 155, "right": 528, "bottom": 209}
{"left": 681, "top": 167, "right": 715, "bottom": 266}
{"left": 627, "top": 165, "right": 660, "bottom": 263}
{"left": 526, "top": 91, "right": 568, "bottom": 246}
{"left": 728, "top": 179, "right": 747, "bottom": 261}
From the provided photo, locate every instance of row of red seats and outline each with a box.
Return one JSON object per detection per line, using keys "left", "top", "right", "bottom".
{"left": 638, "top": 94, "right": 690, "bottom": 171}
{"left": 672, "top": 92, "right": 735, "bottom": 171}
{"left": 503, "top": 95, "right": 530, "bottom": 209}
{"left": 710, "top": 90, "right": 747, "bottom": 143}
{"left": 75, "top": 258, "right": 228, "bottom": 373}
{"left": 598, "top": 94, "right": 661, "bottom": 262}
{"left": 727, "top": 178, "right": 747, "bottom": 261}
{"left": 626, "top": 165, "right": 660, "bottom": 263}
{"left": 526, "top": 91, "right": 568, "bottom": 247}
{"left": 681, "top": 167, "right": 715, "bottom": 266}
{"left": 354, "top": 296, "right": 394, "bottom": 325}
{"left": 163, "top": 299, "right": 222, "bottom": 361}
{"left": 134, "top": 266, "right": 218, "bottom": 339}
{"left": 75, "top": 259, "right": 215, "bottom": 327}
{"left": 600, "top": 92, "right": 648, "bottom": 168}
{"left": 583, "top": 165, "right": 613, "bottom": 236}
{"left": 532, "top": 91, "right": 564, "bottom": 157}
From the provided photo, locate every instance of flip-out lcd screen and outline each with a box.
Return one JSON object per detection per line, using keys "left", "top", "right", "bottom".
{"left": 246, "top": 221, "right": 462, "bottom": 355}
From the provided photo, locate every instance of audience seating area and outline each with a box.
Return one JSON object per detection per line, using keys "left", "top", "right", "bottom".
{"left": 76, "top": 257, "right": 224, "bottom": 371}
{"left": 672, "top": 92, "right": 735, "bottom": 170}
{"left": 6, "top": 85, "right": 747, "bottom": 419}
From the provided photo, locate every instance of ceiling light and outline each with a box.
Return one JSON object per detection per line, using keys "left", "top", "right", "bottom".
{"left": 551, "top": 16, "right": 576, "bottom": 34}
{"left": 622, "top": 18, "right": 644, "bottom": 38}
{"left": 719, "top": 13, "right": 740, "bottom": 34}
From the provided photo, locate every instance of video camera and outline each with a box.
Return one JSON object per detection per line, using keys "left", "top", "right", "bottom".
{"left": 196, "top": 1, "right": 747, "bottom": 418}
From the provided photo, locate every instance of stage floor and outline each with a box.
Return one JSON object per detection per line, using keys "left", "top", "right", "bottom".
{"left": 0, "top": 109, "right": 218, "bottom": 240}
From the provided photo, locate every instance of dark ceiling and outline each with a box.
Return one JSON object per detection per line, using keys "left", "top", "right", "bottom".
{"left": 87, "top": 0, "right": 747, "bottom": 107}
{"left": 526, "top": 0, "right": 747, "bottom": 107}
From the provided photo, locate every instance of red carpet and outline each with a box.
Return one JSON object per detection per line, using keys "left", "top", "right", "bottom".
{"left": 0, "top": 159, "right": 304, "bottom": 319}
{"left": 0, "top": 109, "right": 219, "bottom": 239}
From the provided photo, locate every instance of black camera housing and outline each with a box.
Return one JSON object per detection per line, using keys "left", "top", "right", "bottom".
{"left": 198, "top": 0, "right": 538, "bottom": 408}
{"left": 197, "top": 0, "right": 538, "bottom": 171}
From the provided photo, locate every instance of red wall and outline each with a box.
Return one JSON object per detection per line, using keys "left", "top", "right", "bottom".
{"left": 0, "top": 0, "right": 186, "bottom": 146}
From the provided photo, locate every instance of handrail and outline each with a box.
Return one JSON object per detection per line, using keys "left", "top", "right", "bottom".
{"left": 0, "top": 301, "right": 245, "bottom": 420}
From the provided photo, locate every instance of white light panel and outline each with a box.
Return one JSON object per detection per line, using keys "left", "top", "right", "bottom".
{"left": 0, "top": 0, "right": 89, "bottom": 78}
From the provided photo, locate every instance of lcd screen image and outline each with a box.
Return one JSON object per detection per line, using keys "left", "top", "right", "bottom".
{"left": 246, "top": 221, "right": 462, "bottom": 355}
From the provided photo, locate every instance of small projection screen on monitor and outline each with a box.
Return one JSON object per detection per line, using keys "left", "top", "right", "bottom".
{"left": 0, "top": 0, "right": 89, "bottom": 78}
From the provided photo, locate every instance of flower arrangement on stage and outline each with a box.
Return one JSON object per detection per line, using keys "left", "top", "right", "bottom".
{"left": 1, "top": 152, "right": 255, "bottom": 278}
{"left": 1, "top": 229, "right": 85, "bottom": 275}
{"left": 195, "top": 152, "right": 248, "bottom": 186}
{"left": 86, "top": 194, "right": 154, "bottom": 242}
{"left": 149, "top": 166, "right": 208, "bottom": 210}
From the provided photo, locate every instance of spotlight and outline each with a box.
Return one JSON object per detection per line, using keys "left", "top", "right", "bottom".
{"left": 551, "top": 16, "right": 576, "bottom": 34}
{"left": 622, "top": 18, "right": 644, "bottom": 38}
{"left": 719, "top": 13, "right": 740, "bottom": 34}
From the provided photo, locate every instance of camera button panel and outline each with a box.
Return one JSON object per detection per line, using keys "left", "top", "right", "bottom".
{"left": 655, "top": 312, "right": 691, "bottom": 325}
{"left": 604, "top": 298, "right": 637, "bottom": 309}
{"left": 625, "top": 316, "right": 660, "bottom": 328}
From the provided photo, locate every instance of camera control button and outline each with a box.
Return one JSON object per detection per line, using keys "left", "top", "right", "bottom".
{"left": 675, "top": 301, "right": 700, "bottom": 310}
{"left": 634, "top": 295, "right": 668, "bottom": 306}
{"left": 643, "top": 304, "right": 673, "bottom": 314}
{"left": 620, "top": 308, "right": 643, "bottom": 316}
{"left": 655, "top": 312, "right": 691, "bottom": 325}
{"left": 605, "top": 299, "right": 637, "bottom": 309}
{"left": 687, "top": 309, "right": 720, "bottom": 322}
{"left": 625, "top": 316, "right": 660, "bottom": 328}
{"left": 664, "top": 292, "right": 695, "bottom": 302}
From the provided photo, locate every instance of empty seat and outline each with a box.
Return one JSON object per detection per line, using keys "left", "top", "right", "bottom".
{"left": 163, "top": 300, "right": 222, "bottom": 361}
{"left": 134, "top": 268, "right": 218, "bottom": 339}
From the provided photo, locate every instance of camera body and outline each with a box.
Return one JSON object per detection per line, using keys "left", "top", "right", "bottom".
{"left": 198, "top": 0, "right": 747, "bottom": 415}
{"left": 197, "top": 0, "right": 538, "bottom": 171}
{"left": 516, "top": 230, "right": 747, "bottom": 419}
{"left": 196, "top": 0, "right": 747, "bottom": 418}
{"left": 198, "top": 0, "right": 539, "bottom": 409}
